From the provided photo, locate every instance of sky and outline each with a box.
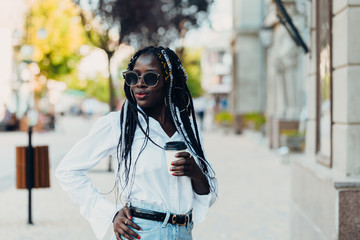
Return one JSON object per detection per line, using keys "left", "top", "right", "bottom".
{"left": 184, "top": 0, "right": 233, "bottom": 47}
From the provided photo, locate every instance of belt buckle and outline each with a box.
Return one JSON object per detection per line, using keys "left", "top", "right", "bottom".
{"left": 171, "top": 214, "right": 188, "bottom": 226}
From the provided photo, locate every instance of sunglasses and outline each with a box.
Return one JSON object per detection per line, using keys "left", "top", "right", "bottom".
{"left": 122, "top": 70, "right": 162, "bottom": 88}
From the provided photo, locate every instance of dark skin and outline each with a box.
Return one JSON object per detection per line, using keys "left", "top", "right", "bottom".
{"left": 113, "top": 54, "right": 210, "bottom": 240}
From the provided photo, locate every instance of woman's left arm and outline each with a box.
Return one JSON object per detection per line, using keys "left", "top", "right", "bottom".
{"left": 171, "top": 151, "right": 218, "bottom": 223}
{"left": 171, "top": 116, "right": 218, "bottom": 223}
{"left": 170, "top": 152, "right": 210, "bottom": 195}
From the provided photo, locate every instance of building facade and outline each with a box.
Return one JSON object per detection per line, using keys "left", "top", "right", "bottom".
{"left": 0, "top": 1, "right": 28, "bottom": 125}
{"left": 233, "top": 0, "right": 360, "bottom": 238}
{"left": 291, "top": 0, "right": 360, "bottom": 239}
{"left": 201, "top": 34, "right": 232, "bottom": 106}
{"left": 231, "top": 0, "right": 266, "bottom": 133}
{"left": 262, "top": 0, "right": 307, "bottom": 149}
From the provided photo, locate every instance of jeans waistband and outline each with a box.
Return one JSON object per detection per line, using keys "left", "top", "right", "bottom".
{"left": 129, "top": 205, "right": 192, "bottom": 226}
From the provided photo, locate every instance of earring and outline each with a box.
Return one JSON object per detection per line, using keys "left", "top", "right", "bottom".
{"left": 173, "top": 87, "right": 190, "bottom": 113}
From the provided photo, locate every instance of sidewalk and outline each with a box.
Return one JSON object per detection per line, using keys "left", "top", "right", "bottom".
{"left": 0, "top": 160, "right": 116, "bottom": 240}
{"left": 193, "top": 131, "right": 291, "bottom": 240}
{"left": 0, "top": 130, "right": 291, "bottom": 240}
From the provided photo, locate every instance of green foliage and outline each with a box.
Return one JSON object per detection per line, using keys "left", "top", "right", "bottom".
{"left": 84, "top": 75, "right": 110, "bottom": 103}
{"left": 116, "top": 54, "right": 133, "bottom": 99}
{"left": 182, "top": 48, "right": 203, "bottom": 98}
{"left": 61, "top": 72, "right": 109, "bottom": 103}
{"left": 215, "top": 111, "right": 233, "bottom": 127}
{"left": 25, "top": 0, "right": 86, "bottom": 79}
{"left": 23, "top": 0, "right": 115, "bottom": 104}
{"left": 280, "top": 129, "right": 305, "bottom": 137}
{"left": 243, "top": 112, "right": 266, "bottom": 131}
{"left": 280, "top": 130, "right": 305, "bottom": 152}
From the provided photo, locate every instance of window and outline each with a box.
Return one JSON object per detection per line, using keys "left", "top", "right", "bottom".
{"left": 316, "top": 0, "right": 332, "bottom": 166}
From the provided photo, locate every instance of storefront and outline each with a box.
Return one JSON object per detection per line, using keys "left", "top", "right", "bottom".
{"left": 291, "top": 1, "right": 360, "bottom": 239}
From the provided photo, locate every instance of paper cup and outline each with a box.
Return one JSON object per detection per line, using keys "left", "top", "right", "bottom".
{"left": 164, "top": 141, "right": 187, "bottom": 174}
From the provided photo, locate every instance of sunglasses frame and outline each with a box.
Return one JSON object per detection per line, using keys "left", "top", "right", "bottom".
{"left": 123, "top": 70, "right": 162, "bottom": 88}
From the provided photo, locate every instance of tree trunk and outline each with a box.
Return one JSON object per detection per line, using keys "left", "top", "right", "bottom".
{"left": 107, "top": 51, "right": 117, "bottom": 111}
{"left": 176, "top": 20, "right": 187, "bottom": 61}
{"left": 106, "top": 51, "right": 115, "bottom": 172}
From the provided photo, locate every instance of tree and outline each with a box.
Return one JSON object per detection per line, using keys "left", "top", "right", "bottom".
{"left": 25, "top": 0, "right": 86, "bottom": 80}
{"left": 76, "top": 9, "right": 121, "bottom": 110}
{"left": 22, "top": 0, "right": 88, "bottom": 111}
{"left": 76, "top": 0, "right": 213, "bottom": 47}
{"left": 24, "top": 0, "right": 119, "bottom": 108}
{"left": 64, "top": 69, "right": 110, "bottom": 103}
{"left": 74, "top": 0, "right": 214, "bottom": 110}
{"left": 182, "top": 48, "right": 203, "bottom": 98}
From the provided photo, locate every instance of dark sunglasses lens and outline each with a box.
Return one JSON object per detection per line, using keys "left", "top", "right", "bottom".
{"left": 143, "top": 73, "right": 158, "bottom": 87}
{"left": 125, "top": 72, "right": 138, "bottom": 86}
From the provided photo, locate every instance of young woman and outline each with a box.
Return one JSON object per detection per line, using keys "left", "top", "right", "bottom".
{"left": 56, "top": 46, "right": 217, "bottom": 240}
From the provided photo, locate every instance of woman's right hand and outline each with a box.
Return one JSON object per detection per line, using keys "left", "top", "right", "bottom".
{"left": 113, "top": 206, "right": 142, "bottom": 240}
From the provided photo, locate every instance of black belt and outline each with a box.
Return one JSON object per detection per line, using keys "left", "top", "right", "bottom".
{"left": 130, "top": 206, "right": 192, "bottom": 226}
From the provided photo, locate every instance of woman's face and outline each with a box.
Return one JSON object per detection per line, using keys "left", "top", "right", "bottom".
{"left": 130, "top": 53, "right": 166, "bottom": 110}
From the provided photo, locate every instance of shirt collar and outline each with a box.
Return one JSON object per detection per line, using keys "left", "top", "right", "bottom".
{"left": 136, "top": 104, "right": 183, "bottom": 139}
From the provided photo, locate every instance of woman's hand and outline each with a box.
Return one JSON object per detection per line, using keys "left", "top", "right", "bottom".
{"left": 170, "top": 152, "right": 210, "bottom": 195}
{"left": 113, "top": 206, "right": 141, "bottom": 240}
{"left": 170, "top": 152, "right": 203, "bottom": 180}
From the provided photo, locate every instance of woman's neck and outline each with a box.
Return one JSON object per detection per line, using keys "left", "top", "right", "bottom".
{"left": 143, "top": 104, "right": 176, "bottom": 137}
{"left": 144, "top": 104, "right": 168, "bottom": 125}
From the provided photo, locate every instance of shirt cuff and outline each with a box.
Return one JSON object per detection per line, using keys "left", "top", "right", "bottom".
{"left": 192, "top": 192, "right": 214, "bottom": 223}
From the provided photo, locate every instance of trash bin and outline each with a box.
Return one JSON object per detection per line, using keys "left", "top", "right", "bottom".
{"left": 16, "top": 146, "right": 50, "bottom": 189}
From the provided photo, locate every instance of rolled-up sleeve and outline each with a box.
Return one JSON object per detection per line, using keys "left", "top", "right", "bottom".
{"left": 55, "top": 112, "right": 122, "bottom": 239}
{"left": 189, "top": 120, "right": 218, "bottom": 223}
{"left": 192, "top": 176, "right": 218, "bottom": 223}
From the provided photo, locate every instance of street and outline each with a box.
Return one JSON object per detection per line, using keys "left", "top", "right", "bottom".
{"left": 0, "top": 115, "right": 291, "bottom": 240}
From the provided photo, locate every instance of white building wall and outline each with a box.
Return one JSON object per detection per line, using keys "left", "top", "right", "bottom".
{"left": 0, "top": 1, "right": 27, "bottom": 116}
{"left": 292, "top": 1, "right": 360, "bottom": 239}
{"left": 332, "top": 2, "right": 360, "bottom": 177}
{"left": 232, "top": 0, "right": 265, "bottom": 120}
{"left": 234, "top": 33, "right": 262, "bottom": 113}
{"left": 235, "top": 0, "right": 263, "bottom": 28}
{"left": 263, "top": 1, "right": 307, "bottom": 148}
{"left": 0, "top": 29, "right": 13, "bottom": 110}
{"left": 304, "top": 0, "right": 317, "bottom": 156}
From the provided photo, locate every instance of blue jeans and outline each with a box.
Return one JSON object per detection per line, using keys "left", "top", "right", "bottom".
{"left": 114, "top": 201, "right": 193, "bottom": 240}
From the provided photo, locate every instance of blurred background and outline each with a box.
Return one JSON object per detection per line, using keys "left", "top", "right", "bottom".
{"left": 1, "top": 0, "right": 360, "bottom": 239}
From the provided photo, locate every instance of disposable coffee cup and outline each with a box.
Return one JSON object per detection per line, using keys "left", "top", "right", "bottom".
{"left": 164, "top": 141, "right": 187, "bottom": 174}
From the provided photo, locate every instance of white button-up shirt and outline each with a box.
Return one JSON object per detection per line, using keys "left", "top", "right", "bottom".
{"left": 56, "top": 106, "right": 217, "bottom": 240}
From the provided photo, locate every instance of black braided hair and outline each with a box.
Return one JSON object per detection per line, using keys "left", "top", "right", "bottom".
{"left": 116, "top": 46, "right": 216, "bottom": 201}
